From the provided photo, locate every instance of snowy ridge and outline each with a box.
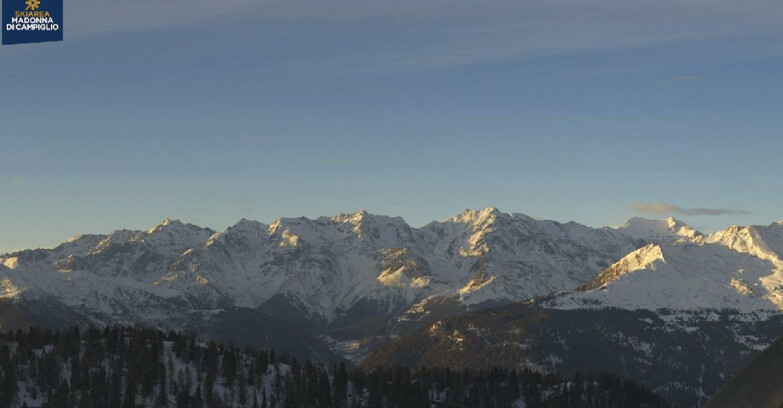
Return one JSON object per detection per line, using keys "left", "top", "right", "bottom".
{"left": 417, "top": 207, "right": 643, "bottom": 306}
{"left": 547, "top": 221, "right": 783, "bottom": 312}
{"left": 0, "top": 208, "right": 650, "bottom": 327}
{"left": 613, "top": 217, "right": 700, "bottom": 241}
{"left": 4, "top": 208, "right": 783, "bottom": 359}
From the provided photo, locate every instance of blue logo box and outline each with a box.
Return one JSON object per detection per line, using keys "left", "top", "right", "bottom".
{"left": 2, "top": 0, "right": 63, "bottom": 45}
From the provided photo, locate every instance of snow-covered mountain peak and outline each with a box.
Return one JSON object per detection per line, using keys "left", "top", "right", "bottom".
{"left": 144, "top": 219, "right": 214, "bottom": 237}
{"left": 202, "top": 219, "right": 267, "bottom": 254}
{"left": 620, "top": 216, "right": 679, "bottom": 232}
{"left": 8, "top": 209, "right": 783, "bottom": 361}
{"left": 547, "top": 235, "right": 783, "bottom": 312}
{"left": 90, "top": 229, "right": 137, "bottom": 254}
{"left": 147, "top": 218, "right": 182, "bottom": 233}
{"left": 134, "top": 219, "right": 214, "bottom": 249}
{"left": 449, "top": 208, "right": 545, "bottom": 235}
{"left": 55, "top": 234, "right": 107, "bottom": 255}
{"left": 220, "top": 218, "right": 266, "bottom": 239}
{"left": 451, "top": 207, "right": 503, "bottom": 226}
{"left": 435, "top": 208, "right": 504, "bottom": 259}
{"left": 330, "top": 209, "right": 370, "bottom": 224}
{"left": 579, "top": 244, "right": 665, "bottom": 291}
{"left": 615, "top": 216, "right": 700, "bottom": 241}
{"left": 328, "top": 210, "right": 408, "bottom": 230}
{"left": 231, "top": 218, "right": 264, "bottom": 230}
{"left": 312, "top": 211, "right": 413, "bottom": 245}
{"left": 328, "top": 210, "right": 377, "bottom": 235}
{"left": 66, "top": 234, "right": 89, "bottom": 243}
{"left": 706, "top": 224, "right": 783, "bottom": 268}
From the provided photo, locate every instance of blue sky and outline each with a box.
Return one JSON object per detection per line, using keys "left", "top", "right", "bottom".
{"left": 2, "top": 0, "right": 783, "bottom": 252}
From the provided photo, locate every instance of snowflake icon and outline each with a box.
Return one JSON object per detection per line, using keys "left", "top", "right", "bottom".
{"left": 25, "top": 0, "right": 41, "bottom": 11}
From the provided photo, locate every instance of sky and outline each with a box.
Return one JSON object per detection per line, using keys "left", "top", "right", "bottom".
{"left": 1, "top": 0, "right": 783, "bottom": 252}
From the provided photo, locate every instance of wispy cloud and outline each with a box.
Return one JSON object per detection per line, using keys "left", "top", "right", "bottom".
{"left": 225, "top": 198, "right": 259, "bottom": 206}
{"left": 449, "top": 18, "right": 574, "bottom": 35}
{"left": 632, "top": 203, "right": 751, "bottom": 216}
{"left": 9, "top": 179, "right": 23, "bottom": 186}
{"left": 52, "top": 0, "right": 783, "bottom": 73}
{"left": 647, "top": 171, "right": 703, "bottom": 179}
{"left": 174, "top": 208, "right": 204, "bottom": 216}
{"left": 661, "top": 75, "right": 703, "bottom": 84}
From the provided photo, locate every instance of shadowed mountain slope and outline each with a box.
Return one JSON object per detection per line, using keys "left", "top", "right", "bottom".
{"left": 703, "top": 337, "right": 783, "bottom": 408}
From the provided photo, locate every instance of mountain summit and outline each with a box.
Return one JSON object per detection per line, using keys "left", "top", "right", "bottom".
{"left": 3, "top": 208, "right": 781, "bottom": 365}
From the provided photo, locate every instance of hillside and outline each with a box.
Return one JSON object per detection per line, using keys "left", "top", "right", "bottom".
{"left": 0, "top": 326, "right": 673, "bottom": 408}
{"left": 362, "top": 303, "right": 783, "bottom": 407}
{"left": 363, "top": 218, "right": 783, "bottom": 407}
{"left": 702, "top": 337, "right": 783, "bottom": 408}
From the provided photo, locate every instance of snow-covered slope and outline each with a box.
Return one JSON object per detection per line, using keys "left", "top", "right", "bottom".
{"left": 3, "top": 208, "right": 779, "bottom": 360}
{"left": 546, "top": 221, "right": 783, "bottom": 312}
{"left": 359, "top": 216, "right": 783, "bottom": 407}
{"left": 613, "top": 217, "right": 701, "bottom": 242}
{"left": 0, "top": 209, "right": 640, "bottom": 341}
{"left": 419, "top": 208, "right": 641, "bottom": 306}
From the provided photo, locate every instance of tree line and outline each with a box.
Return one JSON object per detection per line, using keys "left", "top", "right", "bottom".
{"left": 0, "top": 326, "right": 674, "bottom": 408}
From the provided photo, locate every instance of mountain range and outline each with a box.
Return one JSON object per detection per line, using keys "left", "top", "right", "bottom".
{"left": 3, "top": 208, "right": 783, "bottom": 406}
{"left": 0, "top": 208, "right": 644, "bottom": 354}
